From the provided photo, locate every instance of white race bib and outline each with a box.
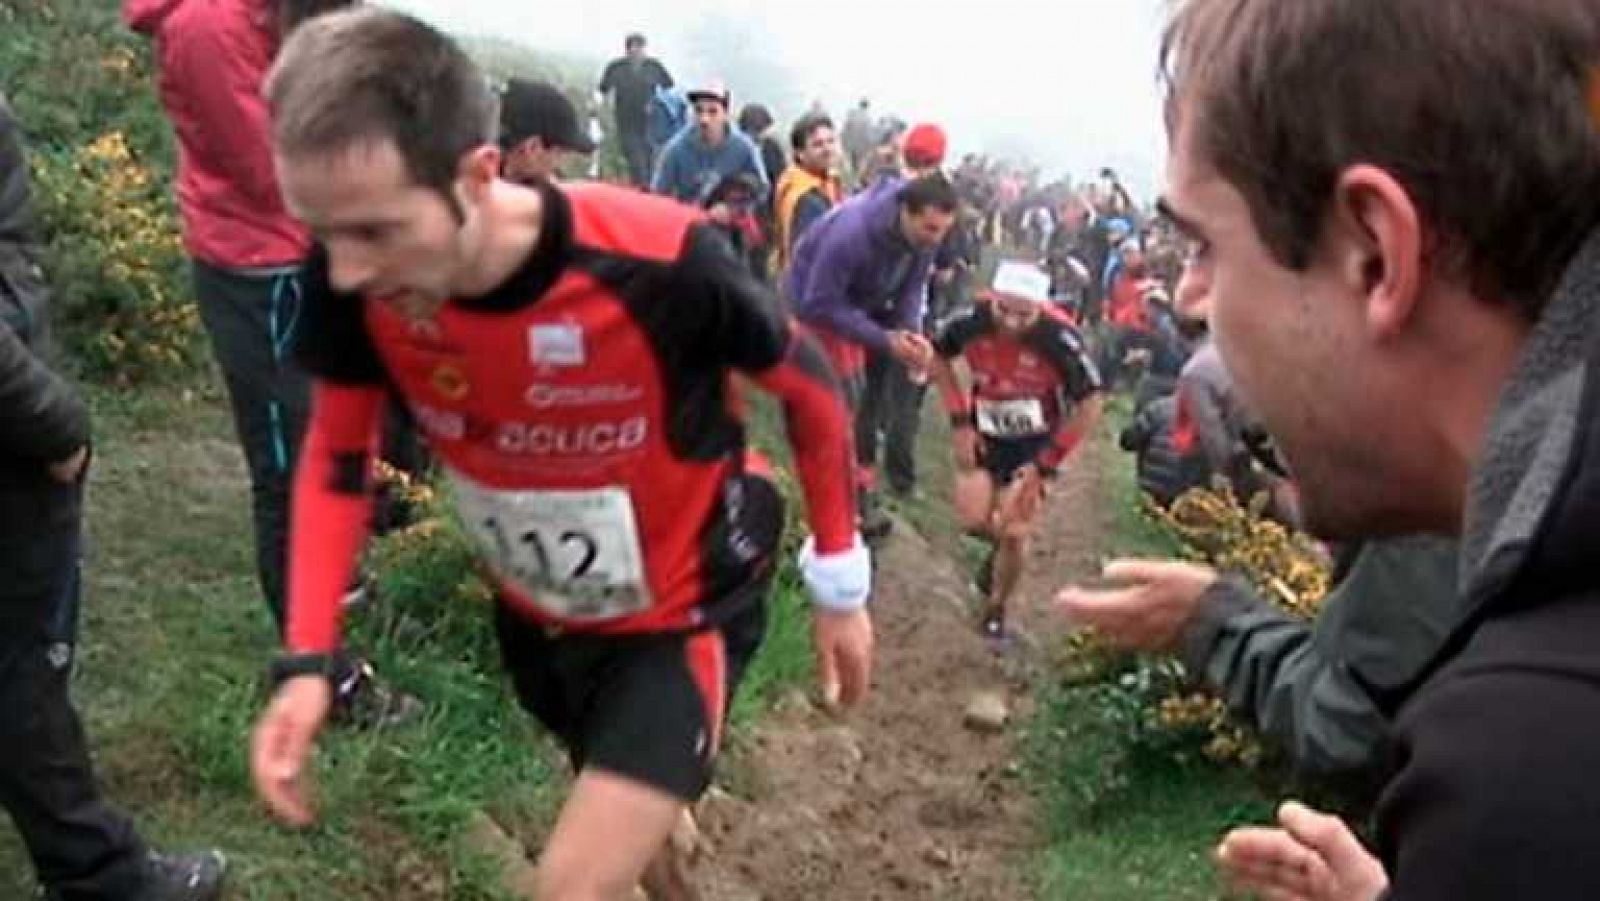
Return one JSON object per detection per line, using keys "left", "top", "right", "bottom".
{"left": 448, "top": 471, "right": 652, "bottom": 622}
{"left": 975, "top": 398, "right": 1048, "bottom": 437}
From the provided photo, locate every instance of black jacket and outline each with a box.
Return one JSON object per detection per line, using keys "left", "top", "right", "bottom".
{"left": 0, "top": 97, "right": 88, "bottom": 492}
{"left": 1183, "top": 537, "right": 1457, "bottom": 803}
{"left": 1373, "top": 228, "right": 1600, "bottom": 898}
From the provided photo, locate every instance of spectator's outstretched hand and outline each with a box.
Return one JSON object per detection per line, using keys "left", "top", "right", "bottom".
{"left": 1217, "top": 802, "right": 1389, "bottom": 901}
{"left": 1054, "top": 558, "right": 1218, "bottom": 652}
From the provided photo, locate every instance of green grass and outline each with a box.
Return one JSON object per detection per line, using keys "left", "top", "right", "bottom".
{"left": 1025, "top": 678, "right": 1275, "bottom": 901}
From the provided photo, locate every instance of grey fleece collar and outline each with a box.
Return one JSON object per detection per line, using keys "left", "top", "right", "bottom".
{"left": 1459, "top": 229, "right": 1600, "bottom": 606}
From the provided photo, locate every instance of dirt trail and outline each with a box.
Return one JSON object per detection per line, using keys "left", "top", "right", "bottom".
{"left": 694, "top": 438, "right": 1109, "bottom": 901}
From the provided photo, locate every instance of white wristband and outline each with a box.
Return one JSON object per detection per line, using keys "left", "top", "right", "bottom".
{"left": 797, "top": 535, "right": 872, "bottom": 612}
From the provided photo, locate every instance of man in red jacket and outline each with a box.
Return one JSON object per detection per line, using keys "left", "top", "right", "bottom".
{"left": 126, "top": 0, "right": 416, "bottom": 723}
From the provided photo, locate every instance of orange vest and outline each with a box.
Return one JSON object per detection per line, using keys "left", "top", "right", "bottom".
{"left": 774, "top": 166, "right": 842, "bottom": 271}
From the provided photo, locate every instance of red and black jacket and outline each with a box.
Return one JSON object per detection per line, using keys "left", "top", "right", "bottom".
{"left": 285, "top": 182, "right": 856, "bottom": 653}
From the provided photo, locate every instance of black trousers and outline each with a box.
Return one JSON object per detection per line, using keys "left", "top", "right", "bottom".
{"left": 194, "top": 260, "right": 426, "bottom": 662}
{"left": 0, "top": 476, "right": 148, "bottom": 899}
{"left": 857, "top": 350, "right": 927, "bottom": 494}
{"left": 192, "top": 260, "right": 312, "bottom": 633}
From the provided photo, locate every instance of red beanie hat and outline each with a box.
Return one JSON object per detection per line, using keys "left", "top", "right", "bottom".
{"left": 902, "top": 123, "right": 947, "bottom": 168}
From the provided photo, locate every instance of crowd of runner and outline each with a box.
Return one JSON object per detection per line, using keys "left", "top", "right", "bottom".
{"left": 2, "top": 1, "right": 1599, "bottom": 900}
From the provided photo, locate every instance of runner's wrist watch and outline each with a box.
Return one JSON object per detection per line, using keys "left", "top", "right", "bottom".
{"left": 269, "top": 653, "right": 339, "bottom": 689}
{"left": 1033, "top": 460, "right": 1059, "bottom": 480}
{"left": 949, "top": 410, "right": 975, "bottom": 429}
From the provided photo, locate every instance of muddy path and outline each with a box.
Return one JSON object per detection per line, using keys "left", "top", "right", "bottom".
{"left": 693, "top": 437, "right": 1111, "bottom": 900}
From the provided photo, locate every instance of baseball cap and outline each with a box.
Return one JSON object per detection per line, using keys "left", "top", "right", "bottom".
{"left": 499, "top": 78, "right": 595, "bottom": 154}
{"left": 902, "top": 123, "right": 948, "bottom": 169}
{"left": 991, "top": 261, "right": 1052, "bottom": 303}
{"left": 686, "top": 80, "right": 731, "bottom": 108}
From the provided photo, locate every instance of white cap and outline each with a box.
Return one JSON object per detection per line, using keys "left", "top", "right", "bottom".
{"left": 991, "top": 261, "right": 1052, "bottom": 303}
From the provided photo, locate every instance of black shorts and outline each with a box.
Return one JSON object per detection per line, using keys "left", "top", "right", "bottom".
{"left": 979, "top": 433, "right": 1053, "bottom": 485}
{"left": 494, "top": 581, "right": 770, "bottom": 802}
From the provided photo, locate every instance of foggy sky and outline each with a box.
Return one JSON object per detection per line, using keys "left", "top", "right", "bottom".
{"left": 393, "top": 0, "right": 1169, "bottom": 197}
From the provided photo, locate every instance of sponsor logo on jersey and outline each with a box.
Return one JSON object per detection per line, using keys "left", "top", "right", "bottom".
{"left": 411, "top": 403, "right": 468, "bottom": 441}
{"left": 524, "top": 382, "right": 645, "bottom": 410}
{"left": 529, "top": 323, "right": 585, "bottom": 368}
{"left": 431, "top": 364, "right": 470, "bottom": 401}
{"left": 494, "top": 417, "right": 650, "bottom": 457}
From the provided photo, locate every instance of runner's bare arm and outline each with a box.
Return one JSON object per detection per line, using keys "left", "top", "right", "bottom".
{"left": 284, "top": 381, "right": 386, "bottom": 653}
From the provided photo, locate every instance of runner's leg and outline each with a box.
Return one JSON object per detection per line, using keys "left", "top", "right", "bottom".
{"left": 988, "top": 478, "right": 1038, "bottom": 628}
{"left": 537, "top": 770, "right": 687, "bottom": 901}
{"left": 953, "top": 468, "right": 997, "bottom": 535}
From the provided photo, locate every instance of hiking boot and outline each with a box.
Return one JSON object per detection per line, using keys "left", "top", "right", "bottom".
{"left": 331, "top": 659, "right": 425, "bottom": 730}
{"left": 37, "top": 850, "right": 227, "bottom": 901}
{"left": 136, "top": 849, "right": 227, "bottom": 901}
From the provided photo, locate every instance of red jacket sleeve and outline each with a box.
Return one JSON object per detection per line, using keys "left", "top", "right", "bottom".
{"left": 1035, "top": 325, "right": 1105, "bottom": 472}
{"left": 747, "top": 328, "right": 858, "bottom": 554}
{"left": 678, "top": 224, "right": 859, "bottom": 554}
{"left": 284, "top": 381, "right": 384, "bottom": 653}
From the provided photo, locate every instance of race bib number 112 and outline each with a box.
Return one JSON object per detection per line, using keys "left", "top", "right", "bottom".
{"left": 448, "top": 472, "right": 653, "bottom": 622}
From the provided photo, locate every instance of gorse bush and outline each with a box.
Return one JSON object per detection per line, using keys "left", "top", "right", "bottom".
{"left": 3, "top": 0, "right": 201, "bottom": 383}
{"left": 1067, "top": 486, "right": 1332, "bottom": 773}
{"left": 31, "top": 131, "right": 200, "bottom": 381}
{"left": 1162, "top": 486, "right": 1330, "bottom": 619}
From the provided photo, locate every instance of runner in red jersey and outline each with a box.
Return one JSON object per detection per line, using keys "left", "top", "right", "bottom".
{"left": 247, "top": 11, "right": 873, "bottom": 901}
{"left": 930, "top": 261, "right": 1104, "bottom": 645}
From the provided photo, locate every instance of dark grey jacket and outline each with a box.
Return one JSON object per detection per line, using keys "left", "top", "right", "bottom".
{"left": 1181, "top": 537, "right": 1458, "bottom": 792}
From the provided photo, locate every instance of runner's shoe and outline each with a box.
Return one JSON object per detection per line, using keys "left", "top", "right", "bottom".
{"left": 136, "top": 850, "right": 227, "bottom": 901}
{"left": 40, "top": 850, "right": 228, "bottom": 901}
{"left": 332, "top": 659, "right": 424, "bottom": 730}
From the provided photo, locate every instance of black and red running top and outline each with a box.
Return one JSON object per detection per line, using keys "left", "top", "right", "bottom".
{"left": 285, "top": 182, "right": 856, "bottom": 654}
{"left": 934, "top": 304, "right": 1103, "bottom": 471}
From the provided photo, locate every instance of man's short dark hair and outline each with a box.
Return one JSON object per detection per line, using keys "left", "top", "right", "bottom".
{"left": 267, "top": 8, "right": 497, "bottom": 208}
{"left": 625, "top": 33, "right": 647, "bottom": 50}
{"left": 790, "top": 113, "right": 835, "bottom": 153}
{"left": 899, "top": 173, "right": 958, "bottom": 214}
{"left": 1162, "top": 0, "right": 1600, "bottom": 317}
{"left": 738, "top": 104, "right": 774, "bottom": 136}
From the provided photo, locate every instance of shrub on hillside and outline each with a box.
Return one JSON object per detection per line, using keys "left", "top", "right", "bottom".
{"left": 31, "top": 131, "right": 200, "bottom": 381}
{"left": 1066, "top": 486, "right": 1332, "bottom": 771}
{"left": 3, "top": 0, "right": 201, "bottom": 383}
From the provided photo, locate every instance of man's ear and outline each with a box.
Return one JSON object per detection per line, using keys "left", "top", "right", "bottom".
{"left": 1329, "top": 164, "right": 1424, "bottom": 341}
